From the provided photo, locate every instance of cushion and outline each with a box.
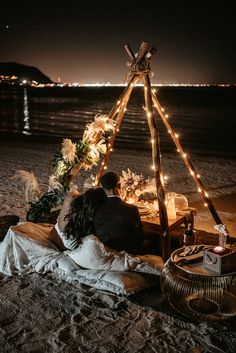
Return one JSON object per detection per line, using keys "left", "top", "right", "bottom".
{"left": 66, "top": 235, "right": 164, "bottom": 275}
{"left": 57, "top": 267, "right": 158, "bottom": 295}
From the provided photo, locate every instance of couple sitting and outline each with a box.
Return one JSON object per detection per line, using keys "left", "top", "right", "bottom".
{"left": 54, "top": 171, "right": 143, "bottom": 255}
{"left": 0, "top": 171, "right": 163, "bottom": 294}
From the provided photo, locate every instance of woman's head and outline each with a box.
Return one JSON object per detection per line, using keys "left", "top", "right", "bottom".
{"left": 64, "top": 187, "right": 106, "bottom": 240}
{"left": 82, "top": 187, "right": 107, "bottom": 217}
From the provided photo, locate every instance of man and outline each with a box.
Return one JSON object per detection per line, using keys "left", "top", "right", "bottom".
{"left": 94, "top": 171, "right": 143, "bottom": 254}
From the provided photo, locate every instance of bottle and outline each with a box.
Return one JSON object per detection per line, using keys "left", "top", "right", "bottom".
{"left": 183, "top": 223, "right": 195, "bottom": 246}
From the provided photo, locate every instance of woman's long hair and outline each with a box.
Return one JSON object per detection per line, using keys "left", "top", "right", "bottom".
{"left": 63, "top": 187, "right": 106, "bottom": 241}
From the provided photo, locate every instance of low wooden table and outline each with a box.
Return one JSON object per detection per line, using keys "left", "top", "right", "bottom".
{"left": 140, "top": 207, "right": 196, "bottom": 233}
{"left": 138, "top": 207, "right": 197, "bottom": 257}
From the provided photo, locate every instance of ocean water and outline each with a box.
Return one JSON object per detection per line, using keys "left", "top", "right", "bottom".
{"left": 0, "top": 85, "right": 235, "bottom": 157}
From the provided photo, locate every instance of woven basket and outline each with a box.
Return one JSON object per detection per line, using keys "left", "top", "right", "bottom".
{"left": 0, "top": 215, "right": 20, "bottom": 241}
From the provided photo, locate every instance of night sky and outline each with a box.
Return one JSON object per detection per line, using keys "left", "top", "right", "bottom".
{"left": 1, "top": 1, "right": 236, "bottom": 84}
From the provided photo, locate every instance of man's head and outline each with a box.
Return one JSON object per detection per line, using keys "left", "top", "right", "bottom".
{"left": 100, "top": 172, "right": 120, "bottom": 195}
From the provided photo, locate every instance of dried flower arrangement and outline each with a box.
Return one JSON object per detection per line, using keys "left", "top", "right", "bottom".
{"left": 12, "top": 115, "right": 115, "bottom": 222}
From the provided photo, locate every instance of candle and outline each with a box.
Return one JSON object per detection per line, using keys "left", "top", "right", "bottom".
{"left": 212, "top": 246, "right": 225, "bottom": 254}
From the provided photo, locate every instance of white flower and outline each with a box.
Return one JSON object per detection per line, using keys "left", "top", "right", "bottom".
{"left": 48, "top": 175, "right": 63, "bottom": 192}
{"left": 61, "top": 139, "right": 77, "bottom": 164}
{"left": 82, "top": 114, "right": 115, "bottom": 144}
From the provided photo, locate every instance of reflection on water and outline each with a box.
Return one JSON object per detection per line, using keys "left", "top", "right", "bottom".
{"left": 23, "top": 88, "right": 31, "bottom": 135}
{"left": 0, "top": 86, "right": 235, "bottom": 156}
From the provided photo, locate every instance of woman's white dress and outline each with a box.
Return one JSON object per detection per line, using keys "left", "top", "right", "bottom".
{"left": 0, "top": 221, "right": 164, "bottom": 295}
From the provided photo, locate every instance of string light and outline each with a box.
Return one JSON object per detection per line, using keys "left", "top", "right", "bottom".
{"left": 197, "top": 174, "right": 200, "bottom": 178}
{"left": 165, "top": 114, "right": 169, "bottom": 118}
{"left": 175, "top": 133, "right": 179, "bottom": 138}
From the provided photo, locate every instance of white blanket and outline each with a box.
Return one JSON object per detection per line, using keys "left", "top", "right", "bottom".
{"left": 0, "top": 222, "right": 164, "bottom": 295}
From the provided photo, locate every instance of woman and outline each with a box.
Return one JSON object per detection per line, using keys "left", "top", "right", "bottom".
{"left": 0, "top": 187, "right": 107, "bottom": 275}
{"left": 53, "top": 187, "right": 107, "bottom": 250}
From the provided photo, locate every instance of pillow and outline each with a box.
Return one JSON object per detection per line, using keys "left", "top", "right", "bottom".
{"left": 57, "top": 267, "right": 158, "bottom": 295}
{"left": 66, "top": 235, "right": 164, "bottom": 275}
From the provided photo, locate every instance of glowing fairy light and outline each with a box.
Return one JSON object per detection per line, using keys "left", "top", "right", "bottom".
{"left": 183, "top": 153, "right": 187, "bottom": 158}
{"left": 197, "top": 174, "right": 200, "bottom": 178}
{"left": 204, "top": 203, "right": 208, "bottom": 206}
{"left": 117, "top": 100, "right": 120, "bottom": 105}
{"left": 198, "top": 188, "right": 201, "bottom": 192}
{"left": 168, "top": 130, "right": 171, "bottom": 133}
{"left": 102, "top": 162, "right": 105, "bottom": 165}
{"left": 190, "top": 170, "right": 194, "bottom": 176}
{"left": 116, "top": 128, "right": 119, "bottom": 132}
{"left": 175, "top": 133, "right": 179, "bottom": 138}
{"left": 147, "top": 112, "right": 152, "bottom": 118}
{"left": 110, "top": 148, "right": 113, "bottom": 151}
{"left": 164, "top": 175, "right": 168, "bottom": 181}
{"left": 160, "top": 174, "right": 164, "bottom": 185}
{"left": 205, "top": 192, "right": 208, "bottom": 197}
{"left": 104, "top": 166, "right": 107, "bottom": 170}
{"left": 116, "top": 108, "right": 120, "bottom": 113}
{"left": 165, "top": 114, "right": 169, "bottom": 118}
{"left": 161, "top": 107, "right": 165, "bottom": 112}
{"left": 150, "top": 139, "right": 154, "bottom": 143}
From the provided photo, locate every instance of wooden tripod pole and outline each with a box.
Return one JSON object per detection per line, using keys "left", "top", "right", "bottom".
{"left": 144, "top": 74, "right": 171, "bottom": 261}
{"left": 95, "top": 75, "right": 138, "bottom": 185}
{"left": 151, "top": 91, "right": 224, "bottom": 226}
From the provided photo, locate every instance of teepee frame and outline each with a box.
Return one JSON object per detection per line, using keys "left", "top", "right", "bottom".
{"left": 95, "top": 41, "right": 224, "bottom": 261}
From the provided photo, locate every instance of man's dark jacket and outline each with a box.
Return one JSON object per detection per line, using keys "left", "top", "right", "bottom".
{"left": 94, "top": 196, "right": 143, "bottom": 254}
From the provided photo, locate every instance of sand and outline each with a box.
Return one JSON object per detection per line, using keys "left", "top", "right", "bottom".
{"left": 0, "top": 138, "right": 236, "bottom": 352}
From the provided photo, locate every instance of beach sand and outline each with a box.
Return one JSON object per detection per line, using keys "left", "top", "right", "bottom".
{"left": 0, "top": 138, "right": 236, "bottom": 352}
